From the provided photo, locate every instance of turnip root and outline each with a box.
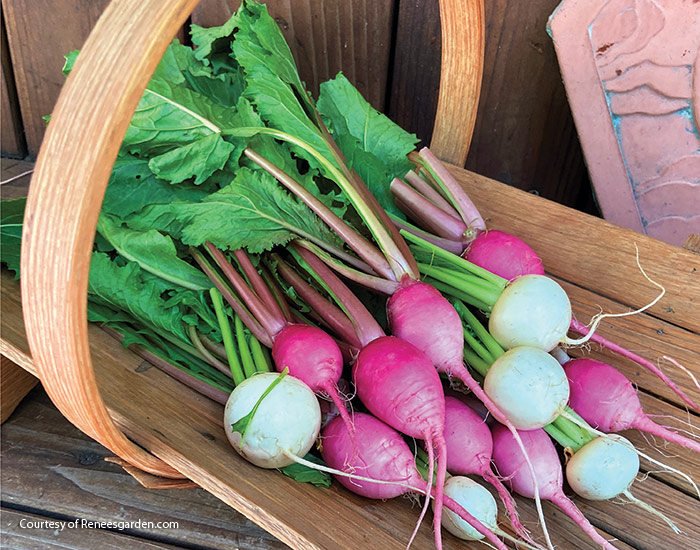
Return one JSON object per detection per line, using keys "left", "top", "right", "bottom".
{"left": 224, "top": 372, "right": 321, "bottom": 468}
{"left": 565, "top": 358, "right": 700, "bottom": 453}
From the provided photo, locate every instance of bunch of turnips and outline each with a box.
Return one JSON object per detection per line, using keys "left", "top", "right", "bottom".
{"left": 3, "top": 2, "right": 697, "bottom": 549}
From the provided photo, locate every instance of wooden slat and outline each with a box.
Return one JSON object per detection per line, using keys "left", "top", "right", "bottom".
{"left": 0, "top": 391, "right": 289, "bottom": 550}
{"left": 453, "top": 167, "right": 700, "bottom": 333}
{"left": 0, "top": 508, "right": 184, "bottom": 550}
{"left": 192, "top": 0, "right": 395, "bottom": 110}
{"left": 560, "top": 278, "right": 700, "bottom": 409}
{"left": 386, "top": 0, "right": 441, "bottom": 147}
{"left": 2, "top": 0, "right": 112, "bottom": 157}
{"left": 0, "top": 355, "right": 37, "bottom": 423}
{"left": 388, "top": 0, "right": 594, "bottom": 212}
{"left": 1, "top": 14, "right": 25, "bottom": 158}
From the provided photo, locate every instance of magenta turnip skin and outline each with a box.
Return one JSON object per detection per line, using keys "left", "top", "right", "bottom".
{"left": 463, "top": 230, "right": 544, "bottom": 281}
{"left": 321, "top": 412, "right": 423, "bottom": 499}
{"left": 320, "top": 413, "right": 510, "bottom": 550}
{"left": 387, "top": 279, "right": 465, "bottom": 375}
{"left": 565, "top": 358, "right": 700, "bottom": 453}
{"left": 491, "top": 425, "right": 620, "bottom": 550}
{"left": 272, "top": 324, "right": 343, "bottom": 393}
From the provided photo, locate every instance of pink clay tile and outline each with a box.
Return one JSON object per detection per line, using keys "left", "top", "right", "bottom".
{"left": 548, "top": 0, "right": 700, "bottom": 246}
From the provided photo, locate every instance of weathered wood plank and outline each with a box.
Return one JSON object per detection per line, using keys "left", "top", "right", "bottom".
{"left": 0, "top": 508, "right": 184, "bottom": 550}
{"left": 0, "top": 355, "right": 37, "bottom": 423}
{"left": 560, "top": 278, "right": 700, "bottom": 410}
{"left": 388, "top": 0, "right": 595, "bottom": 213}
{"left": 0, "top": 390, "right": 289, "bottom": 550}
{"left": 1, "top": 15, "right": 25, "bottom": 158}
{"left": 2, "top": 0, "right": 112, "bottom": 157}
{"left": 453, "top": 167, "right": 700, "bottom": 333}
{"left": 192, "top": 0, "right": 395, "bottom": 110}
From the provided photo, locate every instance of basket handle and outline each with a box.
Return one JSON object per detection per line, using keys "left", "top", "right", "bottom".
{"left": 21, "top": 0, "right": 483, "bottom": 479}
{"left": 431, "top": 0, "right": 484, "bottom": 165}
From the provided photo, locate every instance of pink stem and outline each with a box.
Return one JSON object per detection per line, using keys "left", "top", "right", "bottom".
{"left": 635, "top": 415, "right": 700, "bottom": 454}
{"left": 260, "top": 266, "right": 294, "bottom": 323}
{"left": 405, "top": 170, "right": 461, "bottom": 217}
{"left": 232, "top": 250, "right": 286, "bottom": 324}
{"left": 550, "top": 492, "right": 620, "bottom": 550}
{"left": 191, "top": 248, "right": 272, "bottom": 347}
{"left": 130, "top": 346, "right": 229, "bottom": 405}
{"left": 321, "top": 381, "right": 357, "bottom": 450}
{"left": 391, "top": 178, "right": 468, "bottom": 241}
{"left": 418, "top": 147, "right": 486, "bottom": 237}
{"left": 569, "top": 318, "right": 700, "bottom": 413}
{"left": 293, "top": 243, "right": 385, "bottom": 347}
{"left": 206, "top": 243, "right": 287, "bottom": 340}
{"left": 313, "top": 117, "right": 420, "bottom": 281}
{"left": 294, "top": 239, "right": 400, "bottom": 295}
{"left": 390, "top": 217, "right": 465, "bottom": 256}
{"left": 244, "top": 148, "right": 395, "bottom": 281}
{"left": 274, "top": 256, "right": 364, "bottom": 349}
{"left": 481, "top": 468, "right": 535, "bottom": 545}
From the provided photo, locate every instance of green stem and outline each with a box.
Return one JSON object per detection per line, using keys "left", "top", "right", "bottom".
{"left": 417, "top": 263, "right": 502, "bottom": 307}
{"left": 225, "top": 127, "right": 411, "bottom": 281}
{"left": 462, "top": 327, "right": 495, "bottom": 365}
{"left": 236, "top": 315, "right": 257, "bottom": 379}
{"left": 452, "top": 301, "right": 505, "bottom": 360}
{"left": 543, "top": 423, "right": 579, "bottom": 451}
{"left": 427, "top": 278, "right": 493, "bottom": 312}
{"left": 462, "top": 348, "right": 491, "bottom": 378}
{"left": 401, "top": 230, "right": 507, "bottom": 292}
{"left": 187, "top": 325, "right": 232, "bottom": 378}
{"left": 210, "top": 288, "right": 245, "bottom": 385}
{"left": 250, "top": 337, "right": 272, "bottom": 372}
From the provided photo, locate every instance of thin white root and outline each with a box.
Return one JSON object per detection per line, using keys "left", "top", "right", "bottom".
{"left": 559, "top": 412, "right": 700, "bottom": 499}
{"left": 662, "top": 356, "right": 700, "bottom": 392}
{"left": 622, "top": 489, "right": 681, "bottom": 534}
{"left": 563, "top": 244, "right": 665, "bottom": 346}
{"left": 495, "top": 528, "right": 545, "bottom": 550}
{"left": 282, "top": 450, "right": 425, "bottom": 493}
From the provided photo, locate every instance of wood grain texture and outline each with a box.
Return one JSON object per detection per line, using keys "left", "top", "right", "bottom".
{"left": 0, "top": 355, "right": 37, "bottom": 423}
{"left": 1, "top": 391, "right": 289, "bottom": 550}
{"left": 192, "top": 0, "right": 395, "bottom": 110}
{"left": 1, "top": 0, "right": 111, "bottom": 157}
{"left": 430, "top": 0, "right": 483, "bottom": 165}
{"left": 1, "top": 14, "right": 25, "bottom": 158}
{"left": 20, "top": 0, "right": 201, "bottom": 479}
{"left": 0, "top": 509, "right": 184, "bottom": 550}
{"left": 388, "top": 0, "right": 595, "bottom": 212}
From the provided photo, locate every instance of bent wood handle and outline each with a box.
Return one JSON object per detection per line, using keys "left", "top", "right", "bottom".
{"left": 431, "top": 0, "right": 485, "bottom": 166}
{"left": 20, "top": 0, "right": 482, "bottom": 480}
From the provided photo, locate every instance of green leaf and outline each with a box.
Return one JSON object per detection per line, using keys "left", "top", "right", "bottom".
{"left": 62, "top": 50, "right": 80, "bottom": 76}
{"left": 148, "top": 133, "right": 235, "bottom": 185}
{"left": 279, "top": 454, "right": 332, "bottom": 487}
{"left": 97, "top": 214, "right": 212, "bottom": 291}
{"left": 231, "top": 367, "right": 289, "bottom": 444}
{"left": 318, "top": 73, "right": 418, "bottom": 176}
{"left": 128, "top": 168, "right": 341, "bottom": 254}
{"left": 88, "top": 252, "right": 190, "bottom": 342}
{"left": 0, "top": 197, "right": 26, "bottom": 277}
{"left": 103, "top": 155, "right": 210, "bottom": 218}
{"left": 155, "top": 41, "right": 244, "bottom": 108}
{"left": 124, "top": 80, "right": 230, "bottom": 156}
{"left": 233, "top": 0, "right": 313, "bottom": 114}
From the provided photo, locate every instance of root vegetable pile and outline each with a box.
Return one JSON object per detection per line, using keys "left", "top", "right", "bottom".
{"left": 2, "top": 1, "right": 698, "bottom": 549}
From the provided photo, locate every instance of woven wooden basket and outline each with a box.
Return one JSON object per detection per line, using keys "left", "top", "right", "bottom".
{"left": 12, "top": 0, "right": 486, "bottom": 547}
